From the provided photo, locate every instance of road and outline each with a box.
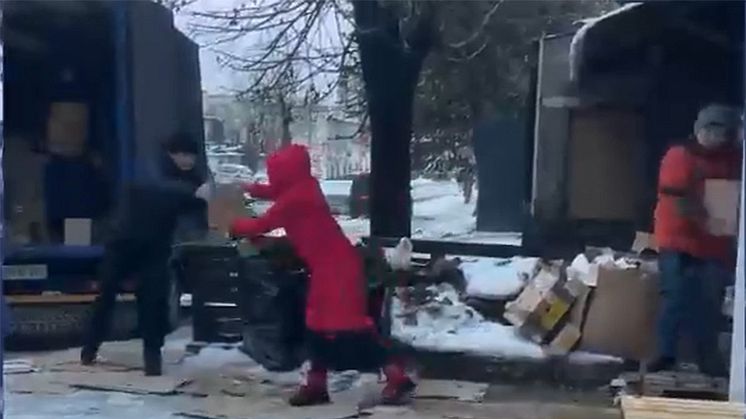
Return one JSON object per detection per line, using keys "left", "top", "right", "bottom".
{"left": 5, "top": 327, "right": 619, "bottom": 419}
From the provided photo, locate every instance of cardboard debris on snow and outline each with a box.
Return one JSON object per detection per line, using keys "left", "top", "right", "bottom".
{"left": 504, "top": 249, "right": 659, "bottom": 360}
{"left": 57, "top": 371, "right": 189, "bottom": 395}
{"left": 414, "top": 380, "right": 488, "bottom": 402}
{"left": 6, "top": 372, "right": 76, "bottom": 395}
{"left": 31, "top": 342, "right": 186, "bottom": 374}
{"left": 503, "top": 260, "right": 589, "bottom": 346}
{"left": 4, "top": 358, "right": 37, "bottom": 374}
{"left": 391, "top": 283, "right": 545, "bottom": 359}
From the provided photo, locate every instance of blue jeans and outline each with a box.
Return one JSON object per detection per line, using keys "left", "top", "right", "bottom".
{"left": 657, "top": 251, "right": 730, "bottom": 373}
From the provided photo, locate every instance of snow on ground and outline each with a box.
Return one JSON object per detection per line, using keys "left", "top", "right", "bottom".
{"left": 392, "top": 284, "right": 544, "bottom": 359}
{"left": 461, "top": 257, "right": 539, "bottom": 300}
{"left": 336, "top": 178, "right": 481, "bottom": 242}
{"left": 411, "top": 193, "right": 477, "bottom": 239}
{"left": 392, "top": 284, "right": 621, "bottom": 364}
{"left": 320, "top": 180, "right": 352, "bottom": 197}
{"left": 252, "top": 177, "right": 520, "bottom": 245}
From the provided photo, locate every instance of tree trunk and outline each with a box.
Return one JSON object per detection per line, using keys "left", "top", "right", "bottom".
{"left": 353, "top": 1, "right": 432, "bottom": 238}
{"left": 279, "top": 94, "right": 292, "bottom": 147}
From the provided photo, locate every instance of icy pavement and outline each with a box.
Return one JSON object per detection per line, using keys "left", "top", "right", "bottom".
{"left": 4, "top": 327, "right": 617, "bottom": 419}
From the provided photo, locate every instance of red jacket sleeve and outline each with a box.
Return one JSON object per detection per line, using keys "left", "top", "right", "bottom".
{"left": 244, "top": 183, "right": 276, "bottom": 200}
{"left": 658, "top": 147, "right": 693, "bottom": 195}
{"left": 231, "top": 199, "right": 286, "bottom": 238}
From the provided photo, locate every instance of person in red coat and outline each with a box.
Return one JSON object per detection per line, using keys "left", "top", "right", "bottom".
{"left": 232, "top": 144, "right": 415, "bottom": 406}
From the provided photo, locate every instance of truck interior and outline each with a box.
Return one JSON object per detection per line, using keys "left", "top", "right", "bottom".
{"left": 3, "top": 1, "right": 118, "bottom": 287}
{"left": 577, "top": 0, "right": 743, "bottom": 230}
{"left": 531, "top": 0, "right": 744, "bottom": 252}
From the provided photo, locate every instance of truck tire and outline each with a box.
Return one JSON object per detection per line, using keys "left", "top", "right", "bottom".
{"left": 5, "top": 302, "right": 138, "bottom": 350}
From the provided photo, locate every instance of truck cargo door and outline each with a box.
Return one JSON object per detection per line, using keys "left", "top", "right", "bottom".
{"left": 530, "top": 34, "right": 574, "bottom": 223}
{"left": 174, "top": 32, "right": 208, "bottom": 177}
{"left": 125, "top": 1, "right": 180, "bottom": 181}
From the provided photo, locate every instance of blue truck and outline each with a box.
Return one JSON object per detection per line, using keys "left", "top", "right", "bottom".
{"left": 2, "top": 0, "right": 207, "bottom": 345}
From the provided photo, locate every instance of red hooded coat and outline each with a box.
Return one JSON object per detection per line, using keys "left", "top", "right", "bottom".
{"left": 231, "top": 145, "right": 373, "bottom": 332}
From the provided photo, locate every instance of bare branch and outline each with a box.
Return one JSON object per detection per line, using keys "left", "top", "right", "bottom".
{"left": 447, "top": 0, "right": 504, "bottom": 49}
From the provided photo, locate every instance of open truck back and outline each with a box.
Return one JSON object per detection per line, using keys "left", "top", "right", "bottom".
{"left": 1, "top": 0, "right": 206, "bottom": 345}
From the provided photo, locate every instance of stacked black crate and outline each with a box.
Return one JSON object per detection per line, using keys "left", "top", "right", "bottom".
{"left": 178, "top": 243, "right": 244, "bottom": 343}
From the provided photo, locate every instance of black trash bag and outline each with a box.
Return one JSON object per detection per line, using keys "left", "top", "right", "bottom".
{"left": 239, "top": 256, "right": 307, "bottom": 372}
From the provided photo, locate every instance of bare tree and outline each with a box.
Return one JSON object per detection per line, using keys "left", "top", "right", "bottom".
{"left": 185, "top": 0, "right": 610, "bottom": 237}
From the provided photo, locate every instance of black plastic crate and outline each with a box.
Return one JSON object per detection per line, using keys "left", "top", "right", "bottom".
{"left": 177, "top": 242, "right": 244, "bottom": 343}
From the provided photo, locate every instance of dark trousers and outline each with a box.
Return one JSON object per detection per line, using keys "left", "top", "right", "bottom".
{"left": 83, "top": 240, "right": 171, "bottom": 352}
{"left": 657, "top": 250, "right": 730, "bottom": 374}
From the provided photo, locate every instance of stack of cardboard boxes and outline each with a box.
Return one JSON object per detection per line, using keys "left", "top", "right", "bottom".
{"left": 47, "top": 101, "right": 95, "bottom": 246}
{"left": 504, "top": 260, "right": 589, "bottom": 352}
{"left": 504, "top": 253, "right": 661, "bottom": 360}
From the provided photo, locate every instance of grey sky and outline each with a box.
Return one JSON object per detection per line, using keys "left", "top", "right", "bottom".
{"left": 175, "top": 0, "right": 348, "bottom": 95}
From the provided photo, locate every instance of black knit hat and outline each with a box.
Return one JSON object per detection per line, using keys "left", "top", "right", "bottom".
{"left": 165, "top": 132, "right": 200, "bottom": 155}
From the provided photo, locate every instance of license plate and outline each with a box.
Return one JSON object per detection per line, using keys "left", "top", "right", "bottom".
{"left": 3, "top": 264, "right": 48, "bottom": 280}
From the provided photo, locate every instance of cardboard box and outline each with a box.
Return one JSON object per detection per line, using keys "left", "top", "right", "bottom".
{"left": 207, "top": 184, "right": 248, "bottom": 238}
{"left": 5, "top": 137, "right": 49, "bottom": 244}
{"left": 505, "top": 262, "right": 588, "bottom": 344}
{"left": 47, "top": 102, "right": 89, "bottom": 157}
{"left": 549, "top": 324, "right": 582, "bottom": 355}
{"left": 704, "top": 179, "right": 740, "bottom": 237}
{"left": 579, "top": 264, "right": 659, "bottom": 360}
{"left": 64, "top": 218, "right": 92, "bottom": 246}
{"left": 549, "top": 282, "right": 592, "bottom": 354}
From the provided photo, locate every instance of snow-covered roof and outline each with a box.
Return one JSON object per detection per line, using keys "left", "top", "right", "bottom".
{"left": 569, "top": 3, "right": 644, "bottom": 82}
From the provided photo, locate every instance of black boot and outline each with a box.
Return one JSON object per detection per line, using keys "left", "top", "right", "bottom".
{"left": 80, "top": 346, "right": 98, "bottom": 366}
{"left": 144, "top": 348, "right": 163, "bottom": 376}
{"left": 648, "top": 356, "right": 676, "bottom": 373}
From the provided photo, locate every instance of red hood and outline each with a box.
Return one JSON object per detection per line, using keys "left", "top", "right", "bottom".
{"left": 267, "top": 144, "right": 313, "bottom": 192}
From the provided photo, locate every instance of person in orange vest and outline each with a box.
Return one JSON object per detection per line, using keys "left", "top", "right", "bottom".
{"left": 650, "top": 104, "right": 742, "bottom": 376}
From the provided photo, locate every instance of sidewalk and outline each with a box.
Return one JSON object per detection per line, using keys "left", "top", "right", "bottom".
{"left": 4, "top": 328, "right": 621, "bottom": 419}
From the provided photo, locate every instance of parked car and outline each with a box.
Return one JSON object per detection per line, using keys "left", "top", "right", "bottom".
{"left": 213, "top": 163, "right": 254, "bottom": 185}
{"left": 349, "top": 173, "right": 370, "bottom": 218}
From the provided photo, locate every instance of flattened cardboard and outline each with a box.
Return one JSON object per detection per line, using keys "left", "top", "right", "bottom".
{"left": 579, "top": 264, "right": 659, "bottom": 360}
{"left": 704, "top": 179, "right": 740, "bottom": 237}
{"left": 207, "top": 184, "right": 248, "bottom": 237}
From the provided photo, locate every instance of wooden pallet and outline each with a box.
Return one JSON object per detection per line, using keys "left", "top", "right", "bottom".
{"left": 620, "top": 371, "right": 728, "bottom": 400}
{"left": 621, "top": 395, "right": 746, "bottom": 419}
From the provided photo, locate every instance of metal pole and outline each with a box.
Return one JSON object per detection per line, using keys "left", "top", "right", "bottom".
{"left": 728, "top": 3, "right": 746, "bottom": 400}
{"left": 728, "top": 126, "right": 745, "bottom": 402}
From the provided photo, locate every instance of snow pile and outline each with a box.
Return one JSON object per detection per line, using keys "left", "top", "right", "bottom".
{"left": 412, "top": 194, "right": 477, "bottom": 239}
{"left": 391, "top": 283, "right": 621, "bottom": 363}
{"left": 391, "top": 284, "right": 545, "bottom": 359}
{"left": 461, "top": 257, "right": 539, "bottom": 300}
